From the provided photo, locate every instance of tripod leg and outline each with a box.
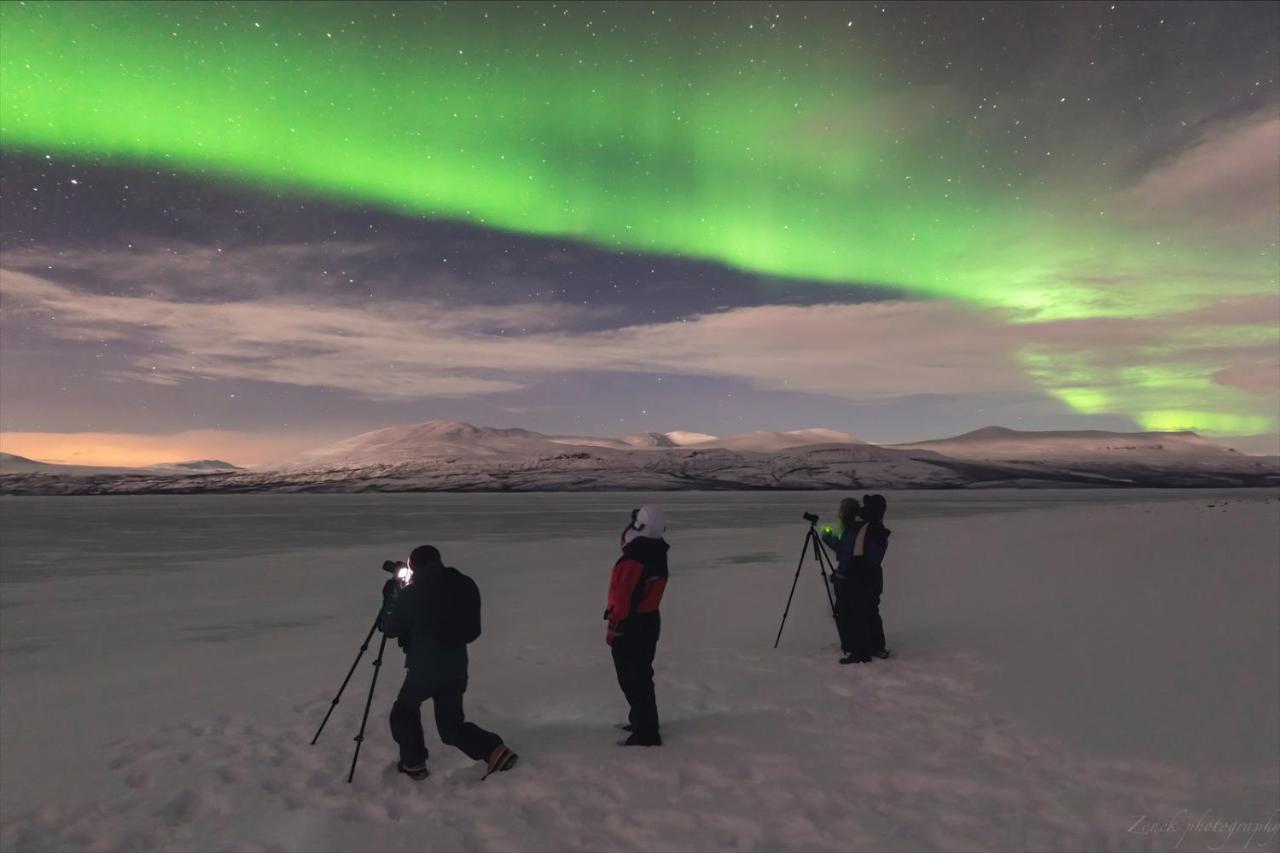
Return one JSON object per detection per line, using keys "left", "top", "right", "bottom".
{"left": 347, "top": 631, "right": 390, "bottom": 783}
{"left": 813, "top": 537, "right": 845, "bottom": 649}
{"left": 774, "top": 528, "right": 814, "bottom": 648}
{"left": 311, "top": 614, "right": 381, "bottom": 745}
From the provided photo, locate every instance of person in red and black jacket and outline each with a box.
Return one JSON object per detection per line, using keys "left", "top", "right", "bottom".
{"left": 605, "top": 505, "right": 669, "bottom": 746}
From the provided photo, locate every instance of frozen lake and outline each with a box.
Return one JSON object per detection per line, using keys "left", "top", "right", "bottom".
{"left": 2, "top": 489, "right": 1278, "bottom": 851}
{"left": 1, "top": 488, "right": 1266, "bottom": 579}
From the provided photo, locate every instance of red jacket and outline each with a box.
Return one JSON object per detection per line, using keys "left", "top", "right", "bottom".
{"left": 605, "top": 536, "right": 669, "bottom": 645}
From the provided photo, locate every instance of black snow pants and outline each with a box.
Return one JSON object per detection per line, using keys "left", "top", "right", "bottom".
{"left": 868, "top": 564, "right": 886, "bottom": 654}
{"left": 611, "top": 612, "right": 661, "bottom": 739}
{"left": 389, "top": 673, "right": 502, "bottom": 767}
{"left": 835, "top": 574, "right": 878, "bottom": 659}
{"left": 833, "top": 576, "right": 856, "bottom": 653}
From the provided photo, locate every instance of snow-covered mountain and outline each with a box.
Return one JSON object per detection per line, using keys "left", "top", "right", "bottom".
{"left": 147, "top": 458, "right": 241, "bottom": 471}
{"left": 707, "top": 428, "right": 861, "bottom": 452}
{"left": 272, "top": 421, "right": 570, "bottom": 470}
{"left": 615, "top": 431, "right": 720, "bottom": 449}
{"left": 613, "top": 428, "right": 858, "bottom": 451}
{"left": 894, "top": 426, "right": 1243, "bottom": 463}
{"left": 2, "top": 422, "right": 1275, "bottom": 494}
{"left": 269, "top": 422, "right": 864, "bottom": 470}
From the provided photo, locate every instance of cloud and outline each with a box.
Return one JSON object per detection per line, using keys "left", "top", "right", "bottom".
{"left": 1120, "top": 112, "right": 1280, "bottom": 237}
{"left": 0, "top": 240, "right": 396, "bottom": 299}
{"left": 599, "top": 301, "right": 1032, "bottom": 398}
{"left": 1, "top": 269, "right": 601, "bottom": 398}
{"left": 3, "top": 267, "right": 1276, "bottom": 437}
{"left": 1009, "top": 294, "right": 1280, "bottom": 435}
{"left": 1212, "top": 360, "right": 1280, "bottom": 396}
{"left": 1, "top": 268, "right": 1032, "bottom": 402}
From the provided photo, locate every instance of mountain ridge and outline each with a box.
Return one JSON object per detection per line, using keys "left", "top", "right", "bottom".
{"left": 2, "top": 421, "right": 1276, "bottom": 494}
{"left": 894, "top": 425, "right": 1235, "bottom": 460}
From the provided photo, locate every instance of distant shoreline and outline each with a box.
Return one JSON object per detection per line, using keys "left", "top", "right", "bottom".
{"left": 4, "top": 476, "right": 1278, "bottom": 497}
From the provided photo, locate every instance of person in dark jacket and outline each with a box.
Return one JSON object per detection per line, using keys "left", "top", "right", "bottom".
{"left": 381, "top": 545, "right": 517, "bottom": 780}
{"left": 605, "top": 506, "right": 669, "bottom": 746}
{"left": 822, "top": 496, "right": 891, "bottom": 663}
{"left": 821, "top": 498, "right": 862, "bottom": 657}
{"left": 859, "top": 494, "right": 892, "bottom": 660}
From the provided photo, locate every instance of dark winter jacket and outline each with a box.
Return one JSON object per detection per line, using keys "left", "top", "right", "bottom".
{"left": 851, "top": 523, "right": 890, "bottom": 591}
{"left": 823, "top": 522, "right": 890, "bottom": 584}
{"left": 822, "top": 524, "right": 857, "bottom": 580}
{"left": 381, "top": 565, "right": 469, "bottom": 685}
{"left": 605, "top": 536, "right": 669, "bottom": 645}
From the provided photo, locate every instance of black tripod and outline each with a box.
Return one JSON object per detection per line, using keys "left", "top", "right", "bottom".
{"left": 310, "top": 609, "right": 390, "bottom": 783}
{"left": 774, "top": 513, "right": 839, "bottom": 648}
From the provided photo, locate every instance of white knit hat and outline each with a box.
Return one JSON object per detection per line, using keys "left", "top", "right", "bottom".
{"left": 624, "top": 505, "right": 667, "bottom": 543}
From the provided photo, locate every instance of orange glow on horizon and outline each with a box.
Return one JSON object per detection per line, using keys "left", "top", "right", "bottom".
{"left": 0, "top": 430, "right": 320, "bottom": 468}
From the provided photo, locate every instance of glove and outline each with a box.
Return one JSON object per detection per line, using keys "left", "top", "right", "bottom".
{"left": 606, "top": 619, "right": 621, "bottom": 646}
{"left": 603, "top": 607, "right": 611, "bottom": 621}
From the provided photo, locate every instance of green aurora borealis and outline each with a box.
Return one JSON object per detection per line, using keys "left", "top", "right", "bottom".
{"left": 1, "top": 1, "right": 1276, "bottom": 435}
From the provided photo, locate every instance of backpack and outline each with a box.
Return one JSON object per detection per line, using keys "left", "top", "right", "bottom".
{"left": 427, "top": 566, "right": 482, "bottom": 645}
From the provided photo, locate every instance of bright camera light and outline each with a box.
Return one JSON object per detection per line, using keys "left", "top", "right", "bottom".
{"left": 395, "top": 566, "right": 413, "bottom": 585}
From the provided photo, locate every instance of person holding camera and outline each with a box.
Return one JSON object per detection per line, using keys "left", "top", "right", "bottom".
{"left": 605, "top": 506, "right": 669, "bottom": 747}
{"left": 380, "top": 545, "right": 518, "bottom": 780}
{"left": 821, "top": 497, "right": 863, "bottom": 659}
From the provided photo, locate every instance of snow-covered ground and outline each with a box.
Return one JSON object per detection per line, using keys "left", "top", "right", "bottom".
{"left": 1, "top": 490, "right": 1277, "bottom": 852}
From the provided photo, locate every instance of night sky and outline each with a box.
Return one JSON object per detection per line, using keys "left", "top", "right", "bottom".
{"left": 1, "top": 0, "right": 1277, "bottom": 466}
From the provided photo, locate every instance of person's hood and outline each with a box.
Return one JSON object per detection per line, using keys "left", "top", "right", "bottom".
{"left": 623, "top": 505, "right": 667, "bottom": 545}
{"left": 860, "top": 494, "right": 888, "bottom": 523}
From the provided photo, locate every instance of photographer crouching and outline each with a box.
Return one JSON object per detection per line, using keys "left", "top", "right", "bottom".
{"left": 380, "top": 545, "right": 518, "bottom": 780}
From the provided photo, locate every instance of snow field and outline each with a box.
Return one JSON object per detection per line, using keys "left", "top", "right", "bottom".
{"left": 1, "top": 492, "right": 1276, "bottom": 851}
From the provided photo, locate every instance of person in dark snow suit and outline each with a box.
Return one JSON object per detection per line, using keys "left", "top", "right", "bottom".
{"left": 381, "top": 545, "right": 517, "bottom": 780}
{"left": 605, "top": 506, "right": 669, "bottom": 746}
{"left": 822, "top": 496, "right": 891, "bottom": 664}
{"left": 857, "top": 494, "right": 891, "bottom": 661}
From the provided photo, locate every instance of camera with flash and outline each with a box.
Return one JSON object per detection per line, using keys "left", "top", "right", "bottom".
{"left": 382, "top": 559, "right": 413, "bottom": 587}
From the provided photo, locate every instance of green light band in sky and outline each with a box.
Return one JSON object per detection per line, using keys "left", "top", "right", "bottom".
{"left": 1, "top": 1, "right": 1275, "bottom": 434}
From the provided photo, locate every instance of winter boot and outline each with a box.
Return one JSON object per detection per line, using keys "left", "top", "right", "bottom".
{"left": 482, "top": 744, "right": 519, "bottom": 779}
{"left": 618, "top": 732, "right": 662, "bottom": 747}
{"left": 396, "top": 760, "right": 430, "bottom": 781}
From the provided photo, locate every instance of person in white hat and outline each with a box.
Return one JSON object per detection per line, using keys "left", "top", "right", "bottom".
{"left": 604, "top": 505, "right": 670, "bottom": 746}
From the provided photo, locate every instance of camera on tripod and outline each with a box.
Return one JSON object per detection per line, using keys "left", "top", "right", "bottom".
{"left": 383, "top": 559, "right": 413, "bottom": 587}
{"left": 311, "top": 558, "right": 414, "bottom": 783}
{"left": 774, "top": 512, "right": 839, "bottom": 648}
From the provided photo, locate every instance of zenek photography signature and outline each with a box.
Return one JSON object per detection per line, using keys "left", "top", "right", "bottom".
{"left": 1128, "top": 809, "right": 1280, "bottom": 850}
